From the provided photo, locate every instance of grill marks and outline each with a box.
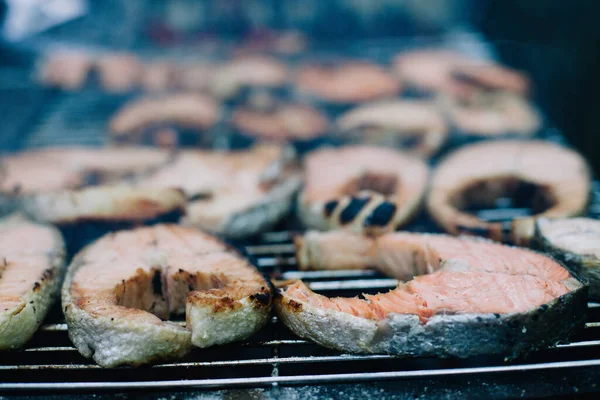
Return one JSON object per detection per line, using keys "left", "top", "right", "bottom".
{"left": 300, "top": 145, "right": 428, "bottom": 234}
{"left": 339, "top": 197, "right": 371, "bottom": 224}
{"left": 364, "top": 202, "right": 397, "bottom": 227}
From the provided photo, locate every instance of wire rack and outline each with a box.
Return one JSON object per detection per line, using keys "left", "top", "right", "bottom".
{"left": 1, "top": 49, "right": 600, "bottom": 397}
{"left": 1, "top": 184, "right": 599, "bottom": 396}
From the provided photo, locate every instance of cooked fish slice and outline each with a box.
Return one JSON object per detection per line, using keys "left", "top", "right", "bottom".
{"left": 37, "top": 52, "right": 93, "bottom": 91}
{"left": 393, "top": 49, "right": 530, "bottom": 95}
{"left": 139, "top": 144, "right": 300, "bottom": 238}
{"left": 0, "top": 214, "right": 66, "bottom": 350}
{"left": 0, "top": 147, "right": 172, "bottom": 194}
{"left": 532, "top": 217, "right": 600, "bottom": 300}
{"left": 437, "top": 91, "right": 541, "bottom": 137}
{"left": 427, "top": 140, "right": 591, "bottom": 242}
{"left": 174, "top": 63, "right": 215, "bottom": 92}
{"left": 210, "top": 56, "right": 288, "bottom": 100}
{"left": 140, "top": 62, "right": 176, "bottom": 92}
{"left": 95, "top": 54, "right": 143, "bottom": 92}
{"left": 0, "top": 147, "right": 185, "bottom": 225}
{"left": 19, "top": 186, "right": 186, "bottom": 225}
{"left": 296, "top": 62, "right": 401, "bottom": 104}
{"left": 63, "top": 224, "right": 272, "bottom": 367}
{"left": 298, "top": 145, "right": 429, "bottom": 235}
{"left": 232, "top": 104, "right": 329, "bottom": 141}
{"left": 108, "top": 93, "right": 220, "bottom": 145}
{"left": 278, "top": 231, "right": 585, "bottom": 358}
{"left": 335, "top": 100, "right": 448, "bottom": 158}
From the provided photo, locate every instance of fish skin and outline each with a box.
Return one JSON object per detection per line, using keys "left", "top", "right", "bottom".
{"left": 0, "top": 213, "right": 66, "bottom": 350}
{"left": 532, "top": 217, "right": 600, "bottom": 300}
{"left": 278, "top": 231, "right": 586, "bottom": 358}
{"left": 62, "top": 224, "right": 272, "bottom": 367}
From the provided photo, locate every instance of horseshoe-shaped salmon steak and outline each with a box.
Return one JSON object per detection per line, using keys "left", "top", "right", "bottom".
{"left": 279, "top": 231, "right": 585, "bottom": 358}
{"left": 62, "top": 225, "right": 272, "bottom": 367}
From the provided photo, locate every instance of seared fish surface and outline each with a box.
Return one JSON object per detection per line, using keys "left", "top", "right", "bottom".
{"left": 0, "top": 214, "right": 65, "bottom": 349}
{"left": 139, "top": 144, "right": 301, "bottom": 238}
{"left": 299, "top": 145, "right": 429, "bottom": 235}
{"left": 336, "top": 100, "right": 448, "bottom": 158}
{"left": 63, "top": 224, "right": 272, "bottom": 367}
{"left": 0, "top": 147, "right": 185, "bottom": 225}
{"left": 279, "top": 231, "right": 585, "bottom": 358}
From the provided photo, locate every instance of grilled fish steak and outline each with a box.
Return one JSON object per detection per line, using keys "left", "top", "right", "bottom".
{"left": 232, "top": 104, "right": 329, "bottom": 141}
{"left": 280, "top": 230, "right": 585, "bottom": 358}
{"left": 298, "top": 145, "right": 429, "bottom": 234}
{"left": 336, "top": 100, "right": 448, "bottom": 158}
{"left": 139, "top": 144, "right": 301, "bottom": 238}
{"left": 108, "top": 93, "right": 220, "bottom": 145}
{"left": 0, "top": 214, "right": 66, "bottom": 349}
{"left": 296, "top": 62, "right": 400, "bottom": 104}
{"left": 95, "top": 54, "right": 143, "bottom": 92}
{"left": 427, "top": 140, "right": 591, "bottom": 242}
{"left": 62, "top": 224, "right": 272, "bottom": 367}
{"left": 393, "top": 49, "right": 530, "bottom": 95}
{"left": 437, "top": 91, "right": 541, "bottom": 137}
{"left": 532, "top": 217, "right": 600, "bottom": 300}
{"left": 38, "top": 52, "right": 93, "bottom": 91}
{"left": 0, "top": 147, "right": 186, "bottom": 225}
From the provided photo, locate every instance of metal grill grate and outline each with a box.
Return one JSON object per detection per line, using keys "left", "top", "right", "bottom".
{"left": 1, "top": 188, "right": 600, "bottom": 393}
{"left": 1, "top": 40, "right": 600, "bottom": 397}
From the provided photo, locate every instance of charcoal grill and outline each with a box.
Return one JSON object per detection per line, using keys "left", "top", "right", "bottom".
{"left": 1, "top": 43, "right": 600, "bottom": 399}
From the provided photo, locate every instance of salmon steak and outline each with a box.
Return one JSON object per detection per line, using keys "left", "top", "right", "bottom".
{"left": 0, "top": 214, "right": 66, "bottom": 350}
{"left": 0, "top": 147, "right": 186, "bottom": 225}
{"left": 108, "top": 93, "right": 220, "bottom": 146}
{"left": 427, "top": 140, "right": 591, "bottom": 243}
{"left": 295, "top": 62, "right": 401, "bottom": 104}
{"left": 298, "top": 145, "right": 429, "bottom": 235}
{"left": 210, "top": 56, "right": 289, "bottom": 100}
{"left": 437, "top": 90, "right": 541, "bottom": 137}
{"left": 232, "top": 104, "right": 329, "bottom": 141}
{"left": 62, "top": 224, "right": 272, "bottom": 367}
{"left": 393, "top": 49, "right": 530, "bottom": 96}
{"left": 138, "top": 144, "right": 301, "bottom": 239}
{"left": 38, "top": 51, "right": 94, "bottom": 91}
{"left": 335, "top": 100, "right": 448, "bottom": 158}
{"left": 532, "top": 217, "right": 600, "bottom": 300}
{"left": 278, "top": 230, "right": 586, "bottom": 358}
{"left": 95, "top": 53, "right": 143, "bottom": 93}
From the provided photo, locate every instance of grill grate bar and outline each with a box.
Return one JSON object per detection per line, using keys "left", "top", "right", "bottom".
{"left": 282, "top": 269, "right": 380, "bottom": 279}
{"left": 34, "top": 315, "right": 600, "bottom": 334}
{"left": 257, "top": 257, "right": 296, "bottom": 268}
{"left": 5, "top": 339, "right": 599, "bottom": 371}
{"left": 4, "top": 75, "right": 599, "bottom": 393}
{"left": 246, "top": 244, "right": 296, "bottom": 255}
{"left": 307, "top": 278, "right": 398, "bottom": 291}
{"left": 3, "top": 359, "right": 600, "bottom": 391}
